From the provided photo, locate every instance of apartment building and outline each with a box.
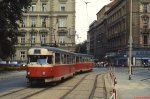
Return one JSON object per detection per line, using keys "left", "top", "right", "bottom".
{"left": 88, "top": 3, "right": 112, "bottom": 60}
{"left": 89, "top": 0, "right": 150, "bottom": 66}
{"left": 14, "top": 0, "right": 76, "bottom": 61}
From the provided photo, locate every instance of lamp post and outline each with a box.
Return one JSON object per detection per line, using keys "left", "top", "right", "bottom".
{"left": 129, "top": 0, "right": 133, "bottom": 80}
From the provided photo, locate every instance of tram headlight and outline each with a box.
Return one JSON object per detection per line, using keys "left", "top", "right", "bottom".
{"left": 42, "top": 72, "right": 46, "bottom": 76}
{"left": 27, "top": 72, "right": 30, "bottom": 75}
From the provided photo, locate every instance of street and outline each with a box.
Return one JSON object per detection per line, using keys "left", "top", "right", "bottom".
{"left": 0, "top": 67, "right": 150, "bottom": 99}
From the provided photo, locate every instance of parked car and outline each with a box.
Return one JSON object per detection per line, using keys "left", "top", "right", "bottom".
{"left": 0, "top": 61, "right": 7, "bottom": 65}
{"left": 9, "top": 60, "right": 18, "bottom": 66}
{"left": 18, "top": 62, "right": 27, "bottom": 67}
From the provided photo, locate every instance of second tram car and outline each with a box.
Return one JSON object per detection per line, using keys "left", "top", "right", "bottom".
{"left": 26, "top": 47, "right": 94, "bottom": 85}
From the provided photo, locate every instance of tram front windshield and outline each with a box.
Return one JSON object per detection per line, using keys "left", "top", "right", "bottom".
{"left": 28, "top": 55, "right": 53, "bottom": 65}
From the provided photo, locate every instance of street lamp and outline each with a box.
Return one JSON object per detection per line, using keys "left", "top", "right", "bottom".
{"left": 129, "top": 0, "right": 133, "bottom": 80}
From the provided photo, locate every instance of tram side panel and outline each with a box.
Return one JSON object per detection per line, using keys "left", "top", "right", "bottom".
{"left": 75, "top": 55, "right": 94, "bottom": 73}
{"left": 52, "top": 64, "right": 75, "bottom": 78}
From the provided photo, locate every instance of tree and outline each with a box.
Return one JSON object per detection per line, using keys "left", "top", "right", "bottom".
{"left": 0, "top": 0, "right": 31, "bottom": 59}
{"left": 75, "top": 40, "right": 87, "bottom": 54}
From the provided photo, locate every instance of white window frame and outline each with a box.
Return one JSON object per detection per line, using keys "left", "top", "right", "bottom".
{"left": 31, "top": 33, "right": 36, "bottom": 44}
{"left": 143, "top": 17, "right": 148, "bottom": 28}
{"left": 31, "top": 4, "right": 36, "bottom": 12}
{"left": 59, "top": 32, "right": 65, "bottom": 44}
{"left": 143, "top": 3, "right": 148, "bottom": 13}
{"left": 20, "top": 51, "right": 25, "bottom": 60}
{"left": 40, "top": 33, "right": 47, "bottom": 44}
{"left": 22, "top": 17, "right": 26, "bottom": 27}
{"left": 58, "top": 17, "right": 67, "bottom": 27}
{"left": 20, "top": 33, "right": 26, "bottom": 45}
{"left": 42, "top": 3, "right": 47, "bottom": 12}
{"left": 60, "top": 4, "right": 65, "bottom": 12}
{"left": 31, "top": 17, "right": 36, "bottom": 27}
{"left": 41, "top": 17, "right": 46, "bottom": 27}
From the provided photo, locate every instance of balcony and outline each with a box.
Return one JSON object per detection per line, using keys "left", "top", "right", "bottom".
{"left": 58, "top": 0, "right": 67, "bottom": 2}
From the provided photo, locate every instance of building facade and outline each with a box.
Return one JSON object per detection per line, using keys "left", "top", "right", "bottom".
{"left": 89, "top": 0, "right": 150, "bottom": 66}
{"left": 14, "top": 0, "right": 76, "bottom": 61}
{"left": 88, "top": 3, "right": 112, "bottom": 60}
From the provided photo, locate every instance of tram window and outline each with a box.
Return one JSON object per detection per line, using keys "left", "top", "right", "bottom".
{"left": 29, "top": 55, "right": 48, "bottom": 64}
{"left": 47, "top": 56, "right": 53, "bottom": 64}
{"left": 64, "top": 54, "right": 67, "bottom": 64}
{"left": 67, "top": 55, "right": 69, "bottom": 64}
{"left": 69, "top": 55, "right": 72, "bottom": 64}
{"left": 80, "top": 57, "right": 82, "bottom": 62}
{"left": 76, "top": 56, "right": 79, "bottom": 63}
{"left": 55, "top": 53, "right": 60, "bottom": 64}
{"left": 73, "top": 56, "right": 75, "bottom": 63}
{"left": 70, "top": 55, "right": 72, "bottom": 64}
{"left": 61, "top": 54, "right": 64, "bottom": 64}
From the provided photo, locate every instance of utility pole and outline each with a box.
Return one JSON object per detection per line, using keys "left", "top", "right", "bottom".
{"left": 129, "top": 0, "right": 133, "bottom": 80}
{"left": 84, "top": 1, "right": 90, "bottom": 25}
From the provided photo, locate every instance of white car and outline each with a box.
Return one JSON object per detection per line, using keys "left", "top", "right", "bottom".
{"left": 9, "top": 61, "right": 18, "bottom": 66}
{"left": 0, "top": 61, "right": 7, "bottom": 65}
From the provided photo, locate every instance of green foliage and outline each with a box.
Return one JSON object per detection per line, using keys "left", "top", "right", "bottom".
{"left": 0, "top": 0, "right": 31, "bottom": 59}
{"left": 75, "top": 40, "right": 87, "bottom": 54}
{"left": 0, "top": 66, "right": 26, "bottom": 71}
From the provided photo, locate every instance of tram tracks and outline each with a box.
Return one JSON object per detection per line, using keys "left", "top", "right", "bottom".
{"left": 60, "top": 74, "right": 89, "bottom": 99}
{"left": 0, "top": 73, "right": 91, "bottom": 99}
{"left": 0, "top": 85, "right": 54, "bottom": 99}
{"left": 0, "top": 87, "right": 28, "bottom": 97}
{"left": 88, "top": 74, "right": 101, "bottom": 99}
{"left": 0, "top": 72, "right": 109, "bottom": 99}
{"left": 61, "top": 73, "right": 107, "bottom": 99}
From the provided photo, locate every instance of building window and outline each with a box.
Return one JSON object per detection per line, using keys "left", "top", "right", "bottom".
{"left": 42, "top": 4, "right": 47, "bottom": 12}
{"left": 31, "top": 4, "right": 36, "bottom": 12}
{"left": 59, "top": 32, "right": 65, "bottom": 44}
{"left": 58, "top": 17, "right": 67, "bottom": 28}
{"left": 31, "top": 17, "right": 36, "bottom": 27}
{"left": 60, "top": 4, "right": 65, "bottom": 12}
{"left": 20, "top": 51, "right": 25, "bottom": 60}
{"left": 21, "top": 17, "right": 26, "bottom": 27}
{"left": 143, "top": 17, "right": 148, "bottom": 28}
{"left": 143, "top": 35, "right": 148, "bottom": 45}
{"left": 143, "top": 3, "right": 148, "bottom": 13}
{"left": 41, "top": 17, "right": 46, "bottom": 27}
{"left": 31, "top": 33, "right": 36, "bottom": 45}
{"left": 40, "top": 33, "right": 47, "bottom": 45}
{"left": 20, "top": 33, "right": 26, "bottom": 45}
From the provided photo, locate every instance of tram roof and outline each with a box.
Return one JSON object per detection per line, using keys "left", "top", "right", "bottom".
{"left": 30, "top": 46, "right": 73, "bottom": 54}
{"left": 29, "top": 46, "right": 93, "bottom": 57}
{"left": 74, "top": 53, "right": 93, "bottom": 57}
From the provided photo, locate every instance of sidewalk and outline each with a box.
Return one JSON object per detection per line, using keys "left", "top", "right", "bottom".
{"left": 0, "top": 71, "right": 26, "bottom": 80}
{"left": 114, "top": 67, "right": 150, "bottom": 99}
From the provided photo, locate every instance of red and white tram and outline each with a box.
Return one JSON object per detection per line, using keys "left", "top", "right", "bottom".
{"left": 26, "top": 47, "right": 94, "bottom": 85}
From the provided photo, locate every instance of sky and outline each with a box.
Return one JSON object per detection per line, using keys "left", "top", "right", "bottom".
{"left": 75, "top": 0, "right": 111, "bottom": 44}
